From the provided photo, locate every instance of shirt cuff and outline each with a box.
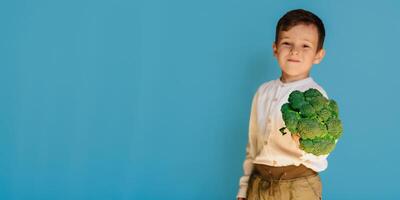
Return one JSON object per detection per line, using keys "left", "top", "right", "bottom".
{"left": 236, "top": 186, "right": 248, "bottom": 199}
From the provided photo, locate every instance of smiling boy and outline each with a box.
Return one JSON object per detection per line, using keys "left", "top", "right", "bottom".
{"left": 237, "top": 9, "right": 329, "bottom": 200}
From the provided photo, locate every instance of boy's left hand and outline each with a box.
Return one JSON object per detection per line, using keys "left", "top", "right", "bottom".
{"left": 291, "top": 134, "right": 300, "bottom": 147}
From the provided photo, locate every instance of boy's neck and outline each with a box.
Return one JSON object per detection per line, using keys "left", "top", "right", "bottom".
{"left": 279, "top": 74, "right": 310, "bottom": 83}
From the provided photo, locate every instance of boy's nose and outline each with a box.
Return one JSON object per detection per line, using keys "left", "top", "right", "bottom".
{"left": 290, "top": 48, "right": 299, "bottom": 55}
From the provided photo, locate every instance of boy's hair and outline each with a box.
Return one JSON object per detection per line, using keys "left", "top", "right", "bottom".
{"left": 275, "top": 9, "right": 325, "bottom": 51}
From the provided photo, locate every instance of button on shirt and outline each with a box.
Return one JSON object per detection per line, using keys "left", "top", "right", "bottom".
{"left": 237, "top": 77, "right": 331, "bottom": 199}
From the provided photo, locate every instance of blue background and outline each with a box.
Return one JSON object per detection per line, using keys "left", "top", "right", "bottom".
{"left": 1, "top": 0, "right": 399, "bottom": 199}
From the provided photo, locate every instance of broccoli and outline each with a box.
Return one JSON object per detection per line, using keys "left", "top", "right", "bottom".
{"left": 317, "top": 108, "right": 331, "bottom": 122}
{"left": 299, "top": 103, "right": 316, "bottom": 118}
{"left": 328, "top": 100, "right": 339, "bottom": 118}
{"left": 326, "top": 118, "right": 343, "bottom": 138}
{"left": 279, "top": 88, "right": 343, "bottom": 156}
{"left": 309, "top": 96, "right": 329, "bottom": 112}
{"left": 304, "top": 88, "right": 323, "bottom": 101}
{"left": 300, "top": 137, "right": 337, "bottom": 156}
{"left": 288, "top": 90, "right": 307, "bottom": 110}
{"left": 297, "top": 118, "right": 328, "bottom": 139}
{"left": 281, "top": 109, "right": 301, "bottom": 133}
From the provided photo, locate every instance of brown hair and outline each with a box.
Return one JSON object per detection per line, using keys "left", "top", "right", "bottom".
{"left": 275, "top": 9, "right": 325, "bottom": 51}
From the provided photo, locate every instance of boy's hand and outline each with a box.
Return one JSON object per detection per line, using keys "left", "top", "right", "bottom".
{"left": 291, "top": 133, "right": 300, "bottom": 148}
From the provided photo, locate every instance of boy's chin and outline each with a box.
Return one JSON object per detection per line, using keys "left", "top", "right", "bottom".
{"left": 280, "top": 71, "right": 310, "bottom": 80}
{"left": 281, "top": 70, "right": 304, "bottom": 76}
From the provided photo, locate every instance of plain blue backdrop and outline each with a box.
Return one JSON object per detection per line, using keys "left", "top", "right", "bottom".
{"left": 1, "top": 0, "right": 399, "bottom": 199}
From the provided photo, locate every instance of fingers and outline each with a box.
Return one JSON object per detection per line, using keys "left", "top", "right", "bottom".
{"left": 291, "top": 134, "right": 300, "bottom": 147}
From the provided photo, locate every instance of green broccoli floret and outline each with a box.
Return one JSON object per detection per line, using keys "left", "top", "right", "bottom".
{"left": 288, "top": 90, "right": 307, "bottom": 111}
{"left": 300, "top": 136, "right": 336, "bottom": 156}
{"left": 304, "top": 88, "right": 323, "bottom": 101}
{"left": 281, "top": 103, "right": 291, "bottom": 113}
{"left": 299, "top": 103, "right": 316, "bottom": 118}
{"left": 280, "top": 88, "right": 343, "bottom": 156}
{"left": 326, "top": 118, "right": 343, "bottom": 138}
{"left": 309, "top": 96, "right": 329, "bottom": 112}
{"left": 280, "top": 103, "right": 301, "bottom": 135}
{"left": 297, "top": 118, "right": 328, "bottom": 139}
{"left": 282, "top": 110, "right": 301, "bottom": 134}
{"left": 328, "top": 100, "right": 339, "bottom": 118}
{"left": 317, "top": 108, "right": 331, "bottom": 122}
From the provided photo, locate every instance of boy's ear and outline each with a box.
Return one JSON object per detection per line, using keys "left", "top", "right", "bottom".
{"left": 272, "top": 42, "right": 278, "bottom": 57}
{"left": 313, "top": 48, "right": 326, "bottom": 64}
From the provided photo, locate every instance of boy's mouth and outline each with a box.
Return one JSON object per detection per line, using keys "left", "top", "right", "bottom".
{"left": 288, "top": 59, "right": 300, "bottom": 62}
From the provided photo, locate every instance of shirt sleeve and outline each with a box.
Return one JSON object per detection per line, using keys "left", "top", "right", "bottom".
{"left": 236, "top": 90, "right": 260, "bottom": 198}
{"left": 317, "top": 86, "right": 329, "bottom": 99}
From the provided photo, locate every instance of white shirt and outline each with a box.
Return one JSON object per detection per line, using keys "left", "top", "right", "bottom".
{"left": 237, "top": 77, "right": 331, "bottom": 198}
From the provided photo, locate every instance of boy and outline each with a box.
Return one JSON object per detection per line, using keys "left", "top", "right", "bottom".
{"left": 237, "top": 9, "right": 329, "bottom": 200}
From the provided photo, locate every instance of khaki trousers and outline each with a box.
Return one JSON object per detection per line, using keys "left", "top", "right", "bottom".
{"left": 246, "top": 164, "right": 322, "bottom": 200}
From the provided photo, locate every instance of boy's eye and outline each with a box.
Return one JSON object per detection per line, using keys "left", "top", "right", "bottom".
{"left": 281, "top": 42, "right": 290, "bottom": 46}
{"left": 303, "top": 45, "right": 310, "bottom": 48}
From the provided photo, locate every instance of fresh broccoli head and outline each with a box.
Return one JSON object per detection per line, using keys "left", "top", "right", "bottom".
{"left": 279, "top": 88, "right": 343, "bottom": 156}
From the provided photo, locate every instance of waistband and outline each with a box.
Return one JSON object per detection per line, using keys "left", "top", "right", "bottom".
{"left": 253, "top": 163, "right": 318, "bottom": 180}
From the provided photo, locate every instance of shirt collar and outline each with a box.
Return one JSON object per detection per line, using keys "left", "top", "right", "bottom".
{"left": 276, "top": 76, "right": 313, "bottom": 88}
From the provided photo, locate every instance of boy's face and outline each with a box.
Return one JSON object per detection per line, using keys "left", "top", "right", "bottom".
{"left": 273, "top": 24, "right": 325, "bottom": 82}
